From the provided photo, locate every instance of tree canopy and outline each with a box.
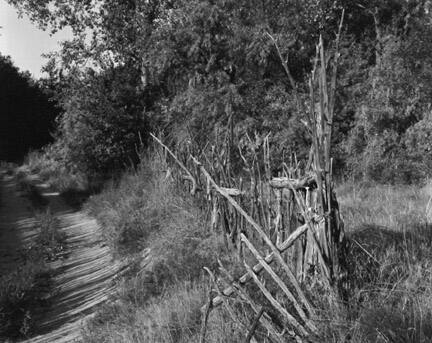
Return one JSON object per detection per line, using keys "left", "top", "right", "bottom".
{"left": 6, "top": 0, "right": 432, "bottom": 182}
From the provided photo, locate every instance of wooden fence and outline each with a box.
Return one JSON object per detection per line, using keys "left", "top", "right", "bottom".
{"left": 151, "top": 14, "right": 347, "bottom": 343}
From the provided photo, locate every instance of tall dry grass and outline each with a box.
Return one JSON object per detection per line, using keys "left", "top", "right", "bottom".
{"left": 76, "top": 151, "right": 432, "bottom": 342}
{"left": 315, "top": 180, "right": 432, "bottom": 342}
{"left": 337, "top": 181, "right": 432, "bottom": 232}
{"left": 82, "top": 152, "right": 243, "bottom": 342}
{"left": 83, "top": 279, "right": 248, "bottom": 343}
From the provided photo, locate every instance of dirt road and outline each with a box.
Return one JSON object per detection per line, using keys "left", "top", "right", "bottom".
{"left": 0, "top": 171, "right": 125, "bottom": 343}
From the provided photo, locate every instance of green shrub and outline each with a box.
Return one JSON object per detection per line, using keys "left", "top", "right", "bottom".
{"left": 53, "top": 66, "right": 148, "bottom": 177}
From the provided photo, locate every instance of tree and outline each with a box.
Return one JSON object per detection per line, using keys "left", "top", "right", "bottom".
{"left": 7, "top": 0, "right": 432, "bottom": 181}
{"left": 50, "top": 64, "right": 147, "bottom": 175}
{"left": 345, "top": 18, "right": 432, "bottom": 182}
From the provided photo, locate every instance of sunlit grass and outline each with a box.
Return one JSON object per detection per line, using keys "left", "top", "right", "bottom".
{"left": 81, "top": 153, "right": 242, "bottom": 342}
{"left": 74, "top": 154, "right": 432, "bottom": 342}
{"left": 337, "top": 181, "right": 432, "bottom": 231}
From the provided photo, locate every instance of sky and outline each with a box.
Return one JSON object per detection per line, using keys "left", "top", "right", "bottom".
{"left": 0, "top": 0, "right": 72, "bottom": 78}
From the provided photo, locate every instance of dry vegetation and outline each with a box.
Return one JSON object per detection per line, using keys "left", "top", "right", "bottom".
{"left": 72, "top": 151, "right": 432, "bottom": 343}
{"left": 80, "top": 153, "right": 244, "bottom": 342}
{"left": 330, "top": 182, "right": 432, "bottom": 342}
{"left": 3, "top": 2, "right": 432, "bottom": 342}
{"left": 11, "top": 30, "right": 432, "bottom": 341}
{"left": 339, "top": 181, "right": 432, "bottom": 232}
{"left": 25, "top": 34, "right": 432, "bottom": 341}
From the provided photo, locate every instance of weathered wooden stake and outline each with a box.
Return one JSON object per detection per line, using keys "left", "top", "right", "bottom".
{"left": 244, "top": 307, "right": 264, "bottom": 343}
{"left": 199, "top": 291, "right": 213, "bottom": 343}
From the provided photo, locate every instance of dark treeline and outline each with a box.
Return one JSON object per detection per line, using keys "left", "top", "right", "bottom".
{"left": 6, "top": 0, "right": 432, "bottom": 183}
{"left": 0, "top": 55, "right": 59, "bottom": 161}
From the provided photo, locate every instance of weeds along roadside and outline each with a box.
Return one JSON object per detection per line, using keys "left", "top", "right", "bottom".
{"left": 20, "top": 150, "right": 250, "bottom": 341}
{"left": 79, "top": 152, "right": 249, "bottom": 342}
{"left": 82, "top": 152, "right": 432, "bottom": 342}
{"left": 0, "top": 172, "right": 66, "bottom": 341}
{"left": 18, "top": 150, "right": 255, "bottom": 341}
{"left": 22, "top": 149, "right": 101, "bottom": 210}
{"left": 18, "top": 149, "right": 432, "bottom": 342}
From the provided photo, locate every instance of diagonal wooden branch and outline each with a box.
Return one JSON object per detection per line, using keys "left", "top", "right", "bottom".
{"left": 192, "top": 155, "right": 312, "bottom": 312}
{"left": 241, "top": 233, "right": 316, "bottom": 332}
{"left": 266, "top": 32, "right": 300, "bottom": 106}
{"left": 244, "top": 262, "right": 308, "bottom": 338}
{"left": 208, "top": 223, "right": 309, "bottom": 309}
{"left": 199, "top": 290, "right": 213, "bottom": 343}
{"left": 289, "top": 184, "right": 331, "bottom": 282}
{"left": 244, "top": 307, "right": 264, "bottom": 343}
{"left": 150, "top": 133, "right": 199, "bottom": 195}
{"left": 218, "top": 260, "right": 288, "bottom": 343}
{"left": 204, "top": 267, "right": 248, "bottom": 332}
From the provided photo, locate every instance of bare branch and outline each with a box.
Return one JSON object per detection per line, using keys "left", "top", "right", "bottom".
{"left": 150, "top": 133, "right": 199, "bottom": 195}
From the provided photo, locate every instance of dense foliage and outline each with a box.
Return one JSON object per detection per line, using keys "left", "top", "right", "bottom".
{"left": 7, "top": 0, "right": 432, "bottom": 182}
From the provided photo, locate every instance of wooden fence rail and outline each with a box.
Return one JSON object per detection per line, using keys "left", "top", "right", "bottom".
{"left": 150, "top": 14, "right": 348, "bottom": 341}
